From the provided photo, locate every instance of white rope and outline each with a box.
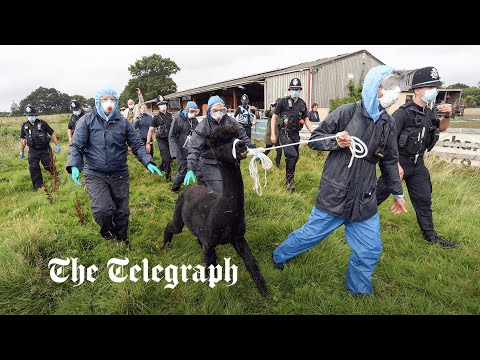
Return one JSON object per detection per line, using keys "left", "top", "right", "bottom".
{"left": 244, "top": 133, "right": 368, "bottom": 196}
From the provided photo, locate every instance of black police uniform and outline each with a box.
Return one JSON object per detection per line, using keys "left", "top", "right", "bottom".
{"left": 234, "top": 94, "right": 255, "bottom": 139}
{"left": 376, "top": 66, "right": 456, "bottom": 248}
{"left": 273, "top": 89, "right": 308, "bottom": 188}
{"left": 68, "top": 100, "right": 84, "bottom": 136}
{"left": 20, "top": 118, "right": 55, "bottom": 189}
{"left": 68, "top": 111, "right": 85, "bottom": 135}
{"left": 151, "top": 110, "right": 173, "bottom": 180}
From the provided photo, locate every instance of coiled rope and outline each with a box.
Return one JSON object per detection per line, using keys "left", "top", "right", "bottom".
{"left": 234, "top": 134, "right": 368, "bottom": 196}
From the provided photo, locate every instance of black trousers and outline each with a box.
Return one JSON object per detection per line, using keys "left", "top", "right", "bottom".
{"left": 28, "top": 147, "right": 53, "bottom": 189}
{"left": 141, "top": 138, "right": 153, "bottom": 156}
{"left": 157, "top": 137, "right": 171, "bottom": 174}
{"left": 243, "top": 125, "right": 252, "bottom": 139}
{"left": 85, "top": 173, "right": 130, "bottom": 241}
{"left": 376, "top": 156, "right": 435, "bottom": 237}
{"left": 264, "top": 142, "right": 283, "bottom": 166}
{"left": 279, "top": 130, "right": 300, "bottom": 183}
{"left": 171, "top": 158, "right": 187, "bottom": 190}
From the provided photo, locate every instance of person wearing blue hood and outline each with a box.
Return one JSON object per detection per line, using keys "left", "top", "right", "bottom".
{"left": 272, "top": 65, "right": 408, "bottom": 295}
{"left": 169, "top": 101, "right": 200, "bottom": 192}
{"left": 184, "top": 95, "right": 255, "bottom": 193}
{"left": 66, "top": 87, "right": 162, "bottom": 244}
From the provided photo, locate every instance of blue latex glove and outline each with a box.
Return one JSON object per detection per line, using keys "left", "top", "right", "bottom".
{"left": 19, "top": 151, "right": 25, "bottom": 159}
{"left": 71, "top": 166, "right": 82, "bottom": 186}
{"left": 255, "top": 156, "right": 261, "bottom": 162}
{"left": 147, "top": 163, "right": 163, "bottom": 177}
{"left": 55, "top": 144, "right": 61, "bottom": 154}
{"left": 183, "top": 170, "right": 196, "bottom": 186}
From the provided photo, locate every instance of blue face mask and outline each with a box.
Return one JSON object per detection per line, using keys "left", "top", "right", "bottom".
{"left": 290, "top": 90, "right": 300, "bottom": 98}
{"left": 27, "top": 116, "right": 36, "bottom": 122}
{"left": 421, "top": 88, "right": 438, "bottom": 104}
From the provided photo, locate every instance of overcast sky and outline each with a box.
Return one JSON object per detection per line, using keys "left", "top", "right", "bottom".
{"left": 0, "top": 45, "right": 478, "bottom": 112}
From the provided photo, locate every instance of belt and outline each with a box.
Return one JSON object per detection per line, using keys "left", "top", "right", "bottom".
{"left": 401, "top": 154, "right": 423, "bottom": 163}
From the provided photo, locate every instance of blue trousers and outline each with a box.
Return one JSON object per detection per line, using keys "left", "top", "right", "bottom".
{"left": 273, "top": 206, "right": 382, "bottom": 295}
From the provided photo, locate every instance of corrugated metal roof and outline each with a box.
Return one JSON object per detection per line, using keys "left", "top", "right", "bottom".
{"left": 157, "top": 49, "right": 383, "bottom": 100}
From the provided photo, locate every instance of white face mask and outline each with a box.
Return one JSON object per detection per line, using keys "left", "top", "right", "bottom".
{"left": 187, "top": 112, "right": 196, "bottom": 119}
{"left": 379, "top": 86, "right": 401, "bottom": 109}
{"left": 420, "top": 88, "right": 438, "bottom": 104}
{"left": 159, "top": 105, "right": 167, "bottom": 111}
{"left": 27, "top": 116, "right": 36, "bottom": 122}
{"left": 73, "top": 110, "right": 81, "bottom": 116}
{"left": 101, "top": 99, "right": 116, "bottom": 114}
{"left": 128, "top": 104, "right": 134, "bottom": 110}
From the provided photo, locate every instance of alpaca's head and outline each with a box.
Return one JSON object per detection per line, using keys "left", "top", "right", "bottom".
{"left": 210, "top": 125, "right": 248, "bottom": 164}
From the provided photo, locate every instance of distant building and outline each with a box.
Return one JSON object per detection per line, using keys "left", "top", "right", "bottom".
{"left": 145, "top": 49, "right": 384, "bottom": 120}
{"left": 389, "top": 69, "right": 463, "bottom": 116}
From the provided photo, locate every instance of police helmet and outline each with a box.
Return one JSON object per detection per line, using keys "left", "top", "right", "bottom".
{"left": 70, "top": 100, "right": 82, "bottom": 111}
{"left": 156, "top": 95, "right": 168, "bottom": 105}
{"left": 410, "top": 67, "right": 443, "bottom": 90}
{"left": 23, "top": 104, "right": 37, "bottom": 116}
{"left": 288, "top": 78, "right": 302, "bottom": 90}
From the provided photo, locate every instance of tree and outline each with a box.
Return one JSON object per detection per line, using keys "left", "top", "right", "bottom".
{"left": 119, "top": 54, "right": 180, "bottom": 106}
{"left": 329, "top": 80, "right": 363, "bottom": 113}
{"left": 462, "top": 87, "right": 480, "bottom": 100}
{"left": 86, "top": 98, "right": 95, "bottom": 110}
{"left": 10, "top": 101, "right": 21, "bottom": 116}
{"left": 446, "top": 83, "right": 469, "bottom": 89}
{"left": 19, "top": 87, "right": 71, "bottom": 115}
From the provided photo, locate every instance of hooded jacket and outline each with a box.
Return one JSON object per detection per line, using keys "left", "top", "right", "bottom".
{"left": 66, "top": 88, "right": 154, "bottom": 176}
{"left": 309, "top": 100, "right": 403, "bottom": 222}
{"left": 187, "top": 114, "right": 254, "bottom": 172}
{"left": 170, "top": 111, "right": 199, "bottom": 161}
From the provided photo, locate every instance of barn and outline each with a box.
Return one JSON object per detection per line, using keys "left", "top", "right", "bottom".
{"left": 145, "top": 49, "right": 384, "bottom": 121}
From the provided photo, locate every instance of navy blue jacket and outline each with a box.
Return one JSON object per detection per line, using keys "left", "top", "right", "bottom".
{"left": 187, "top": 115, "right": 254, "bottom": 172}
{"left": 133, "top": 113, "right": 153, "bottom": 139}
{"left": 66, "top": 108, "right": 154, "bottom": 176}
{"left": 309, "top": 101, "right": 402, "bottom": 222}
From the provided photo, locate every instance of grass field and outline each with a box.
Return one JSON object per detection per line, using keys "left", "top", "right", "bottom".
{"left": 0, "top": 114, "right": 479, "bottom": 314}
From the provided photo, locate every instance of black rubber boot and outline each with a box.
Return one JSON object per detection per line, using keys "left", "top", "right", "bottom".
{"left": 165, "top": 172, "right": 172, "bottom": 182}
{"left": 425, "top": 233, "right": 458, "bottom": 248}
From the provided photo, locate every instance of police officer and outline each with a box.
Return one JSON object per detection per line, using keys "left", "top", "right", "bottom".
{"left": 146, "top": 95, "right": 173, "bottom": 182}
{"left": 184, "top": 95, "right": 255, "bottom": 193}
{"left": 19, "top": 104, "right": 61, "bottom": 191}
{"left": 376, "top": 66, "right": 457, "bottom": 248}
{"left": 169, "top": 101, "right": 200, "bottom": 192}
{"left": 234, "top": 94, "right": 257, "bottom": 139}
{"left": 263, "top": 98, "right": 283, "bottom": 168}
{"left": 270, "top": 78, "right": 314, "bottom": 191}
{"left": 68, "top": 100, "right": 85, "bottom": 144}
{"left": 66, "top": 87, "right": 162, "bottom": 243}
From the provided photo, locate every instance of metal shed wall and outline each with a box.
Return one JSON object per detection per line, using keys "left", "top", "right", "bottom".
{"left": 311, "top": 52, "right": 383, "bottom": 108}
{"left": 264, "top": 70, "right": 309, "bottom": 108}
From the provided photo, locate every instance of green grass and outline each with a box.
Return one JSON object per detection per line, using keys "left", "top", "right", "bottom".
{"left": 1, "top": 114, "right": 479, "bottom": 314}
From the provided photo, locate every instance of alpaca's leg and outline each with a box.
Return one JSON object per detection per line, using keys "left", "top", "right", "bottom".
{"left": 203, "top": 244, "right": 218, "bottom": 267}
{"left": 162, "top": 202, "right": 185, "bottom": 250}
{"left": 233, "top": 238, "right": 269, "bottom": 298}
{"left": 202, "top": 243, "right": 218, "bottom": 278}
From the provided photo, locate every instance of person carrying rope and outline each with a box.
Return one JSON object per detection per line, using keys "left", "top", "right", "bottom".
{"left": 272, "top": 65, "right": 408, "bottom": 296}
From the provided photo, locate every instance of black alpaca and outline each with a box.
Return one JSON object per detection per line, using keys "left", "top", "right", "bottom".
{"left": 163, "top": 125, "right": 268, "bottom": 298}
